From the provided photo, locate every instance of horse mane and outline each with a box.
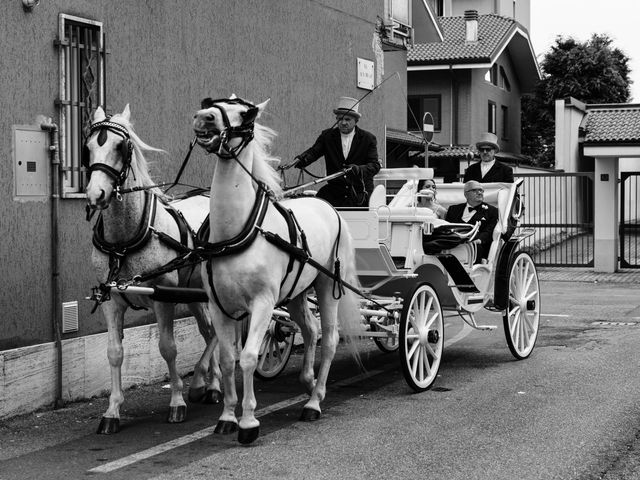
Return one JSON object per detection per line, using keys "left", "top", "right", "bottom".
{"left": 248, "top": 122, "right": 283, "bottom": 199}
{"left": 109, "top": 112, "right": 168, "bottom": 199}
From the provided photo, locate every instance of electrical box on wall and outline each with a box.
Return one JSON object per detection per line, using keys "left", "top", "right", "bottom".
{"left": 13, "top": 125, "right": 49, "bottom": 198}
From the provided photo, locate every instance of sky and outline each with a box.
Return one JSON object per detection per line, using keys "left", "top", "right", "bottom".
{"left": 529, "top": 0, "right": 639, "bottom": 102}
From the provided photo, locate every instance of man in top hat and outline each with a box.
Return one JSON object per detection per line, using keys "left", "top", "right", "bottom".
{"left": 445, "top": 180, "right": 499, "bottom": 262}
{"left": 291, "top": 96, "right": 380, "bottom": 207}
{"left": 463, "top": 132, "right": 514, "bottom": 183}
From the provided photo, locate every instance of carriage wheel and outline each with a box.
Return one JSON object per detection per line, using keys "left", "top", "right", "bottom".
{"left": 399, "top": 283, "right": 444, "bottom": 392}
{"left": 503, "top": 252, "right": 540, "bottom": 359}
{"left": 254, "top": 314, "right": 295, "bottom": 380}
{"left": 372, "top": 313, "right": 400, "bottom": 353}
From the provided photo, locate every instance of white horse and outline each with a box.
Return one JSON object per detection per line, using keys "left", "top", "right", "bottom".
{"left": 192, "top": 96, "right": 363, "bottom": 444}
{"left": 85, "top": 105, "right": 221, "bottom": 434}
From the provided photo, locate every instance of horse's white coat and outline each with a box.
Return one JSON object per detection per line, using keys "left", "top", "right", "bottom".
{"left": 85, "top": 105, "right": 220, "bottom": 430}
{"left": 193, "top": 98, "right": 363, "bottom": 442}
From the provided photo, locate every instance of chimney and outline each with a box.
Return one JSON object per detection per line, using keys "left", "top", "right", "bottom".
{"left": 464, "top": 10, "right": 478, "bottom": 42}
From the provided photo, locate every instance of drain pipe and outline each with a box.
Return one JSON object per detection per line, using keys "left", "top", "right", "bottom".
{"left": 41, "top": 119, "right": 64, "bottom": 410}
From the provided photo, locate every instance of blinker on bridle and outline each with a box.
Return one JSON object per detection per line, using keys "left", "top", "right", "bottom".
{"left": 83, "top": 120, "right": 134, "bottom": 193}
{"left": 199, "top": 97, "right": 259, "bottom": 159}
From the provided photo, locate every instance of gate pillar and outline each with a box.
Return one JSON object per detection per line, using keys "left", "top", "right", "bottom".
{"left": 593, "top": 156, "right": 619, "bottom": 272}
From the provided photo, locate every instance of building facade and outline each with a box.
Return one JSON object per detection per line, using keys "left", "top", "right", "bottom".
{"left": 2, "top": 0, "right": 410, "bottom": 418}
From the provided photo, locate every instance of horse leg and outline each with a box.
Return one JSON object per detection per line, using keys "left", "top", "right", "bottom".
{"left": 97, "top": 303, "right": 126, "bottom": 434}
{"left": 237, "top": 303, "right": 273, "bottom": 444}
{"left": 187, "top": 303, "right": 222, "bottom": 404}
{"left": 288, "top": 294, "right": 319, "bottom": 393}
{"left": 300, "top": 283, "right": 340, "bottom": 422}
{"left": 213, "top": 316, "right": 239, "bottom": 435}
{"left": 154, "top": 303, "right": 187, "bottom": 423}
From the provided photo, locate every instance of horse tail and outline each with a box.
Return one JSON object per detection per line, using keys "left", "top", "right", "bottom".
{"left": 335, "top": 218, "right": 365, "bottom": 372}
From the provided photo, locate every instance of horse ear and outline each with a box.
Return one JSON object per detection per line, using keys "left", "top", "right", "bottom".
{"left": 93, "top": 106, "right": 107, "bottom": 123}
{"left": 121, "top": 104, "right": 131, "bottom": 121}
{"left": 255, "top": 98, "right": 270, "bottom": 118}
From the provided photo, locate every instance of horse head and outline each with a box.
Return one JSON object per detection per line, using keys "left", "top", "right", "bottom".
{"left": 85, "top": 105, "right": 134, "bottom": 210}
{"left": 192, "top": 95, "right": 270, "bottom": 157}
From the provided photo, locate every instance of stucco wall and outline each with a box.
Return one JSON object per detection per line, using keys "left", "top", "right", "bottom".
{"left": 1, "top": 0, "right": 385, "bottom": 350}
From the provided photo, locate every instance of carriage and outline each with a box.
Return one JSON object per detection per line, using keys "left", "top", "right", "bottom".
{"left": 257, "top": 167, "right": 540, "bottom": 391}
{"left": 85, "top": 97, "right": 539, "bottom": 443}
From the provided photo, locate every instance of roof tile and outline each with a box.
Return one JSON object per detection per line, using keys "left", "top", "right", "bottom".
{"left": 584, "top": 107, "right": 640, "bottom": 144}
{"left": 408, "top": 14, "right": 516, "bottom": 64}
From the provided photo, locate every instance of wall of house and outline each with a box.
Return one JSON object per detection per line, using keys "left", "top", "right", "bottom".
{"left": 382, "top": 49, "right": 409, "bottom": 138}
{"left": 412, "top": 0, "right": 441, "bottom": 43}
{"left": 1, "top": 0, "right": 385, "bottom": 350}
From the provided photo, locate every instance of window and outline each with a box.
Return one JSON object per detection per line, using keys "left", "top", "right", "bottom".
{"left": 484, "top": 64, "right": 498, "bottom": 86}
{"left": 407, "top": 95, "right": 442, "bottom": 132}
{"left": 434, "top": 0, "right": 445, "bottom": 16}
{"left": 499, "top": 66, "right": 511, "bottom": 91}
{"left": 57, "top": 14, "right": 106, "bottom": 196}
{"left": 501, "top": 105, "right": 509, "bottom": 139}
{"left": 488, "top": 101, "right": 497, "bottom": 134}
{"left": 388, "top": 0, "right": 412, "bottom": 39}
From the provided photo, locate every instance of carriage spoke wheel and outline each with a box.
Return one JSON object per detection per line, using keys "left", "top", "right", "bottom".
{"left": 503, "top": 252, "right": 540, "bottom": 359}
{"left": 254, "top": 314, "right": 295, "bottom": 380}
{"left": 372, "top": 313, "right": 400, "bottom": 353}
{"left": 399, "top": 284, "right": 444, "bottom": 392}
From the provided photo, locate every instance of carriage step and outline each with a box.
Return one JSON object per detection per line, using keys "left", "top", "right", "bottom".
{"left": 474, "top": 324, "right": 498, "bottom": 331}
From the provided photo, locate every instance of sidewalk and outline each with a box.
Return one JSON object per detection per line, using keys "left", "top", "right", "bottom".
{"left": 538, "top": 267, "right": 640, "bottom": 284}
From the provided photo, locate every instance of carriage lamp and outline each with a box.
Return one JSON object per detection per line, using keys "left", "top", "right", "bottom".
{"left": 22, "top": 0, "right": 40, "bottom": 11}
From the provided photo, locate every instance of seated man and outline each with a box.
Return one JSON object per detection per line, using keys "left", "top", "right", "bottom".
{"left": 444, "top": 180, "right": 498, "bottom": 262}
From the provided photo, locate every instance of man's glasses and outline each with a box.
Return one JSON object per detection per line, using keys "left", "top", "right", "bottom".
{"left": 465, "top": 188, "right": 484, "bottom": 193}
{"left": 479, "top": 148, "right": 493, "bottom": 153}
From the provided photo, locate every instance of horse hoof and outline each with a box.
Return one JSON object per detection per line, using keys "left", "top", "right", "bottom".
{"left": 300, "top": 407, "right": 321, "bottom": 422}
{"left": 214, "top": 420, "right": 238, "bottom": 435}
{"left": 238, "top": 426, "right": 260, "bottom": 445}
{"left": 167, "top": 405, "right": 187, "bottom": 423}
{"left": 188, "top": 386, "right": 206, "bottom": 403}
{"left": 97, "top": 417, "right": 120, "bottom": 434}
{"left": 203, "top": 389, "right": 222, "bottom": 404}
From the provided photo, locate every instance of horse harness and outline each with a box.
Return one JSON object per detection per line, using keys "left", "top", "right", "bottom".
{"left": 199, "top": 184, "right": 329, "bottom": 321}
{"left": 90, "top": 190, "right": 201, "bottom": 313}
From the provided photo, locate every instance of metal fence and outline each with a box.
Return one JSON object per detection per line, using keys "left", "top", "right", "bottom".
{"left": 515, "top": 172, "right": 594, "bottom": 267}
{"left": 620, "top": 172, "right": 640, "bottom": 268}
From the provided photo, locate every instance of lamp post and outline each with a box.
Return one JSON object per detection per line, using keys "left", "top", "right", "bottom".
{"left": 422, "top": 112, "right": 434, "bottom": 168}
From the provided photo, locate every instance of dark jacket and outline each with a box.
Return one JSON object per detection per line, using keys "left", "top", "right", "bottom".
{"left": 463, "top": 160, "right": 514, "bottom": 183}
{"left": 445, "top": 202, "right": 499, "bottom": 260}
{"left": 297, "top": 126, "right": 380, "bottom": 207}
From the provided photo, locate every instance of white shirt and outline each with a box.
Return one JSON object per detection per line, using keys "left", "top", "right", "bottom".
{"left": 481, "top": 159, "right": 495, "bottom": 178}
{"left": 462, "top": 203, "right": 477, "bottom": 222}
{"left": 341, "top": 130, "right": 355, "bottom": 159}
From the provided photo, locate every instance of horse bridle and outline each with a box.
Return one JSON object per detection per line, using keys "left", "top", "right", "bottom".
{"left": 83, "top": 120, "right": 133, "bottom": 191}
{"left": 198, "top": 97, "right": 258, "bottom": 159}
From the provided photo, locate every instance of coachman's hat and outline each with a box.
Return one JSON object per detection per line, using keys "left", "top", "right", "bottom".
{"left": 475, "top": 132, "right": 500, "bottom": 153}
{"left": 333, "top": 96, "right": 361, "bottom": 119}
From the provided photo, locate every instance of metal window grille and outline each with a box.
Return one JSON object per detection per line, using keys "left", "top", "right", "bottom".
{"left": 56, "top": 14, "right": 106, "bottom": 196}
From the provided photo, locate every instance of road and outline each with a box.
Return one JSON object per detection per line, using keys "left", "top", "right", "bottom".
{"left": 1, "top": 279, "right": 640, "bottom": 480}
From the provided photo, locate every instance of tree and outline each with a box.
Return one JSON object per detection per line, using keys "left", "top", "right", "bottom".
{"left": 522, "top": 34, "right": 632, "bottom": 167}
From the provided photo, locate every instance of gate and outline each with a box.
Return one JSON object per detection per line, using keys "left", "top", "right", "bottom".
{"left": 619, "top": 172, "right": 640, "bottom": 268}
{"left": 515, "top": 172, "right": 594, "bottom": 267}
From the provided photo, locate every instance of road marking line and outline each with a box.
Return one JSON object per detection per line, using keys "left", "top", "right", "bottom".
{"left": 89, "top": 323, "right": 474, "bottom": 474}
{"left": 88, "top": 368, "right": 388, "bottom": 474}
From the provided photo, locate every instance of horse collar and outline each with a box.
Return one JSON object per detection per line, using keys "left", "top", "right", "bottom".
{"left": 198, "top": 184, "right": 270, "bottom": 257}
{"left": 93, "top": 190, "right": 157, "bottom": 257}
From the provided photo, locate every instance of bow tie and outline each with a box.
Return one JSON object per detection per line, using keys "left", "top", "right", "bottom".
{"left": 467, "top": 205, "right": 480, "bottom": 212}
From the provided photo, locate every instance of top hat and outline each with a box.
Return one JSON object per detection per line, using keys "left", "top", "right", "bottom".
{"left": 475, "top": 132, "right": 500, "bottom": 152}
{"left": 333, "top": 96, "right": 361, "bottom": 119}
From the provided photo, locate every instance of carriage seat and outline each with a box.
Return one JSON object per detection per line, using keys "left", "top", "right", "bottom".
{"left": 427, "top": 181, "right": 521, "bottom": 264}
